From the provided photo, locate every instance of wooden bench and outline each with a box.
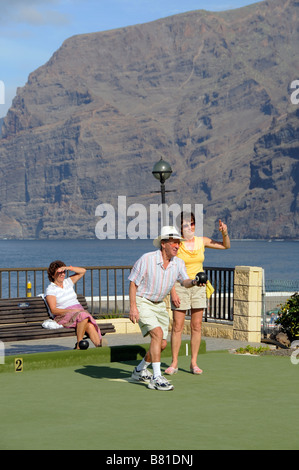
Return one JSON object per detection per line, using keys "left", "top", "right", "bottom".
{"left": 0, "top": 295, "right": 115, "bottom": 343}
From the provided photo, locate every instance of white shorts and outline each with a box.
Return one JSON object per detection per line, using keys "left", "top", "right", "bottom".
{"left": 136, "top": 296, "right": 169, "bottom": 340}
{"left": 171, "top": 281, "right": 207, "bottom": 311}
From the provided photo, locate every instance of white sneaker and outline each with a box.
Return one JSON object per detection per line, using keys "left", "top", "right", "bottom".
{"left": 131, "top": 367, "right": 153, "bottom": 383}
{"left": 148, "top": 375, "right": 174, "bottom": 391}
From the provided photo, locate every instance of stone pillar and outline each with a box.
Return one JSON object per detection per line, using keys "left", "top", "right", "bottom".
{"left": 233, "top": 266, "right": 263, "bottom": 343}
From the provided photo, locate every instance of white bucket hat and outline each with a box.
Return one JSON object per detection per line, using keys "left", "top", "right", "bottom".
{"left": 153, "top": 226, "right": 184, "bottom": 248}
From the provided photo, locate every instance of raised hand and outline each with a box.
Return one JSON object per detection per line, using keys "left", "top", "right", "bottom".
{"left": 219, "top": 219, "right": 228, "bottom": 234}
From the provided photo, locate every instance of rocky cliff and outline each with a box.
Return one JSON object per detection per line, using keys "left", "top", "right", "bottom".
{"left": 0, "top": 0, "right": 298, "bottom": 239}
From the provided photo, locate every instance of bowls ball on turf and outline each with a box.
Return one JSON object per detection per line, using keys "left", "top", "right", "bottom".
{"left": 79, "top": 339, "right": 89, "bottom": 350}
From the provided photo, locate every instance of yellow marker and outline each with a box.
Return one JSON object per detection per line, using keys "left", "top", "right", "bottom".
{"left": 26, "top": 278, "right": 32, "bottom": 297}
{"left": 15, "top": 358, "right": 23, "bottom": 372}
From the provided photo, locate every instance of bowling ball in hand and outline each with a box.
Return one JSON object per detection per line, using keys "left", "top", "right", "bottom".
{"left": 195, "top": 272, "right": 207, "bottom": 285}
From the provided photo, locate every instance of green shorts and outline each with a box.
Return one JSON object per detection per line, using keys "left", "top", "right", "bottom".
{"left": 171, "top": 281, "right": 207, "bottom": 311}
{"left": 136, "top": 296, "right": 169, "bottom": 340}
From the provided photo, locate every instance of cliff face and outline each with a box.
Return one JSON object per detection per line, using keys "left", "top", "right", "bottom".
{"left": 0, "top": 0, "right": 298, "bottom": 239}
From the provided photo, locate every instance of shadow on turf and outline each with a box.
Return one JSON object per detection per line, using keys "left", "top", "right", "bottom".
{"left": 71, "top": 344, "right": 148, "bottom": 380}
{"left": 74, "top": 361, "right": 190, "bottom": 383}
{"left": 74, "top": 364, "right": 130, "bottom": 380}
{"left": 74, "top": 364, "right": 149, "bottom": 386}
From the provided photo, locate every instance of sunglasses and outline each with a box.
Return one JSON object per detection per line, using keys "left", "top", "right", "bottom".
{"left": 166, "top": 240, "right": 181, "bottom": 246}
{"left": 182, "top": 222, "right": 195, "bottom": 229}
{"left": 55, "top": 270, "right": 66, "bottom": 276}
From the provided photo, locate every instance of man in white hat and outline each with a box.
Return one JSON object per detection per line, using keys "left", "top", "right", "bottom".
{"left": 128, "top": 226, "right": 198, "bottom": 391}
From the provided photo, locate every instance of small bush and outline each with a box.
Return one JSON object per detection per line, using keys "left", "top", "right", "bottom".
{"left": 275, "top": 292, "right": 299, "bottom": 341}
{"left": 235, "top": 345, "right": 270, "bottom": 355}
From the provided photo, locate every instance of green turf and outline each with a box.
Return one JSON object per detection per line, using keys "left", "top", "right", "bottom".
{"left": 0, "top": 339, "right": 204, "bottom": 373}
{"left": 1, "top": 349, "right": 299, "bottom": 450}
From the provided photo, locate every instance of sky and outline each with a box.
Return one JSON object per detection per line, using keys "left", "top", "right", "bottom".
{"left": 0, "top": 0, "right": 261, "bottom": 118}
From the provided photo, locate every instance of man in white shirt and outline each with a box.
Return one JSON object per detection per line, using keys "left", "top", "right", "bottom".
{"left": 129, "top": 226, "right": 198, "bottom": 391}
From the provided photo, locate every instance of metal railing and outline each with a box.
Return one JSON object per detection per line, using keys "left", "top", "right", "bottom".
{"left": 205, "top": 267, "right": 234, "bottom": 323}
{"left": 0, "top": 267, "right": 49, "bottom": 299}
{"left": 0, "top": 266, "right": 132, "bottom": 316}
{"left": 261, "top": 279, "right": 299, "bottom": 337}
{"left": 0, "top": 265, "right": 235, "bottom": 321}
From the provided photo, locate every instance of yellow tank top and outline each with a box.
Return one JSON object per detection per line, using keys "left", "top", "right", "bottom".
{"left": 177, "top": 236, "right": 205, "bottom": 279}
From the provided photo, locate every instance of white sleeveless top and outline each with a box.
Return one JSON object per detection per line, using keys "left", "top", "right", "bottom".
{"left": 45, "top": 277, "right": 78, "bottom": 310}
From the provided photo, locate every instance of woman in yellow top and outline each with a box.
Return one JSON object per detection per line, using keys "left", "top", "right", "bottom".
{"left": 165, "top": 212, "right": 230, "bottom": 375}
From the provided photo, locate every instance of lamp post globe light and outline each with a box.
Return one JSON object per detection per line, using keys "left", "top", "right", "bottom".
{"left": 152, "top": 158, "right": 172, "bottom": 204}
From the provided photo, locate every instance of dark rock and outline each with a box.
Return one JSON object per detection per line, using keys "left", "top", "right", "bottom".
{"left": 275, "top": 332, "right": 291, "bottom": 348}
{"left": 0, "top": 0, "right": 298, "bottom": 238}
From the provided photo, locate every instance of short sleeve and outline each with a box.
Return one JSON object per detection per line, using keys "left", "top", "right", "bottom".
{"left": 64, "top": 277, "right": 74, "bottom": 288}
{"left": 128, "top": 256, "right": 145, "bottom": 286}
{"left": 46, "top": 283, "right": 57, "bottom": 297}
{"left": 177, "top": 259, "right": 189, "bottom": 283}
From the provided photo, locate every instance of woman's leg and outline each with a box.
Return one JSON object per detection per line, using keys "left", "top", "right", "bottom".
{"left": 75, "top": 317, "right": 89, "bottom": 348}
{"left": 168, "top": 310, "right": 186, "bottom": 369}
{"left": 190, "top": 308, "right": 204, "bottom": 369}
{"left": 85, "top": 322, "right": 102, "bottom": 347}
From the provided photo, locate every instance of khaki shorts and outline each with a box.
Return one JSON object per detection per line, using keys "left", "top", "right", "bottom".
{"left": 136, "top": 296, "right": 169, "bottom": 340}
{"left": 171, "top": 281, "right": 207, "bottom": 311}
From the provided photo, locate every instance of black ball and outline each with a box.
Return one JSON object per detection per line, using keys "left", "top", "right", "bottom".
{"left": 195, "top": 272, "right": 207, "bottom": 285}
{"left": 78, "top": 339, "right": 89, "bottom": 350}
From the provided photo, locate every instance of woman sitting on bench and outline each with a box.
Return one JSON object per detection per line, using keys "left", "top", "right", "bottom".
{"left": 46, "top": 260, "right": 102, "bottom": 349}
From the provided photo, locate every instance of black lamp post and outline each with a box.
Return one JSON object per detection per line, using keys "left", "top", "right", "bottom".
{"left": 152, "top": 158, "right": 172, "bottom": 204}
{"left": 152, "top": 158, "right": 173, "bottom": 226}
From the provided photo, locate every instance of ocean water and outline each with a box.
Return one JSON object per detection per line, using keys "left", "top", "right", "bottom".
{"left": 0, "top": 238, "right": 297, "bottom": 283}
